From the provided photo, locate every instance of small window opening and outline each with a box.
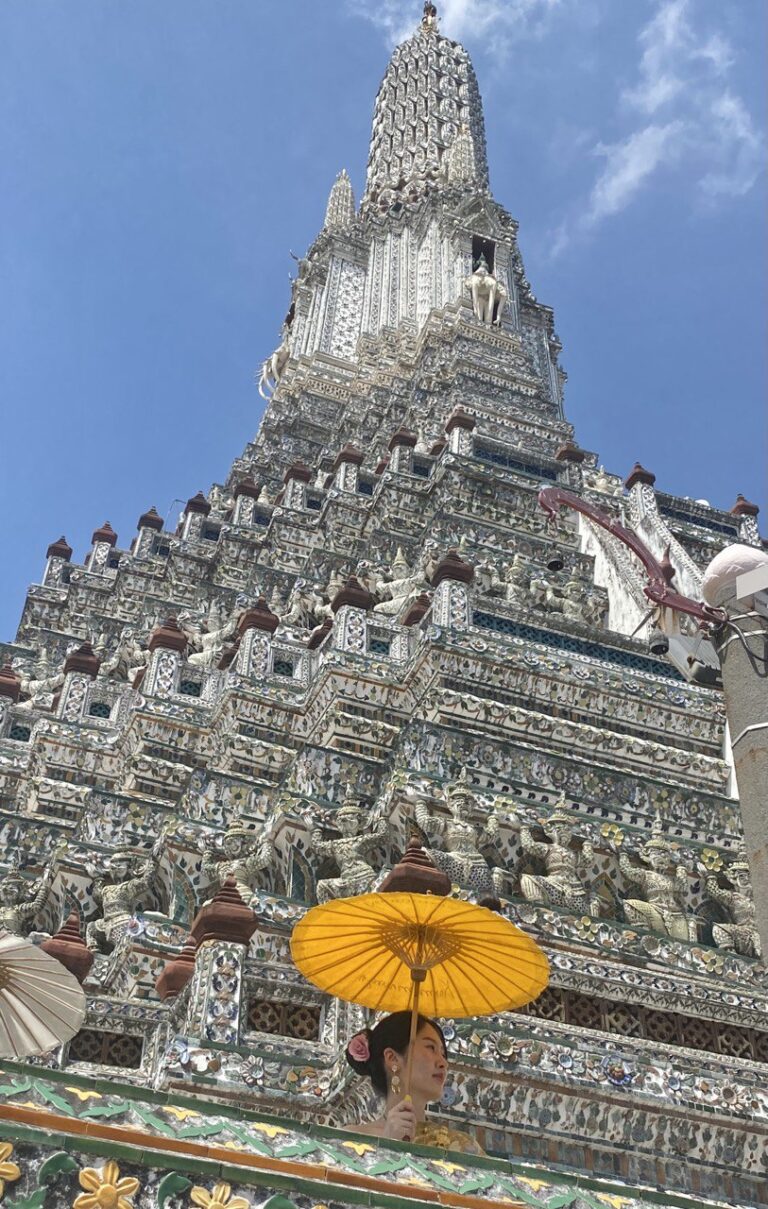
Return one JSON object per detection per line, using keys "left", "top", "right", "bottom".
{"left": 273, "top": 657, "right": 295, "bottom": 678}
{"left": 88, "top": 701, "right": 112, "bottom": 719}
{"left": 178, "top": 679, "right": 202, "bottom": 697}
{"left": 472, "top": 235, "right": 495, "bottom": 273}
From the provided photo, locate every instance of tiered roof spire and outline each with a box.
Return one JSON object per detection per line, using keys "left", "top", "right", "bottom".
{"left": 323, "top": 169, "right": 356, "bottom": 230}
{"left": 363, "top": 1, "right": 489, "bottom": 211}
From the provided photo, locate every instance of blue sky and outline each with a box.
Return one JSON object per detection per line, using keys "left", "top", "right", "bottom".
{"left": 1, "top": 0, "right": 765, "bottom": 641}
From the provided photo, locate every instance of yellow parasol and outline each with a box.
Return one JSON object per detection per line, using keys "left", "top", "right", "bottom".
{"left": 291, "top": 841, "right": 549, "bottom": 1092}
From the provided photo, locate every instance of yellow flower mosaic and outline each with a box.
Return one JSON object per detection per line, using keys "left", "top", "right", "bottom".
{"left": 339, "top": 1140, "right": 375, "bottom": 1156}
{"left": 74, "top": 1161, "right": 140, "bottom": 1209}
{"left": 163, "top": 1106, "right": 202, "bottom": 1121}
{"left": 190, "top": 1182, "right": 249, "bottom": 1209}
{"left": 249, "top": 1122, "right": 288, "bottom": 1139}
{"left": 0, "top": 1142, "right": 21, "bottom": 1200}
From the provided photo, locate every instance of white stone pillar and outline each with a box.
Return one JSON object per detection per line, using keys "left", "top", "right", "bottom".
{"left": 332, "top": 444, "right": 364, "bottom": 492}
{"left": 133, "top": 508, "right": 164, "bottom": 559}
{"left": 430, "top": 552, "right": 474, "bottom": 631}
{"left": 143, "top": 619, "right": 188, "bottom": 697}
{"left": 87, "top": 523, "right": 118, "bottom": 574}
{"left": 235, "top": 599, "right": 280, "bottom": 677}
{"left": 388, "top": 427, "right": 418, "bottom": 474}
{"left": 42, "top": 537, "right": 73, "bottom": 586}
{"left": 233, "top": 478, "right": 261, "bottom": 527}
{"left": 444, "top": 407, "right": 476, "bottom": 456}
{"left": 181, "top": 492, "right": 211, "bottom": 542}
{"left": 57, "top": 643, "right": 101, "bottom": 720}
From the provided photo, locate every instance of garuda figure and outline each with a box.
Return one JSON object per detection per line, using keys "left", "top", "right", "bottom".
{"left": 414, "top": 769, "right": 504, "bottom": 898}
{"left": 311, "top": 792, "right": 387, "bottom": 903}
{"left": 702, "top": 849, "right": 760, "bottom": 958}
{"left": 87, "top": 831, "right": 167, "bottom": 952}
{"left": 519, "top": 798, "right": 601, "bottom": 917}
{"left": 201, "top": 818, "right": 276, "bottom": 903}
{"left": 0, "top": 849, "right": 61, "bottom": 936}
{"left": 616, "top": 818, "right": 696, "bottom": 942}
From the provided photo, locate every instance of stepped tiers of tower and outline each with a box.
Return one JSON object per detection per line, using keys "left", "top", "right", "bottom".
{"left": 0, "top": 6, "right": 765, "bottom": 1209}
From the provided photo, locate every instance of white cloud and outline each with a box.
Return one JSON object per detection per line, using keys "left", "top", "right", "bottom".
{"left": 552, "top": 0, "right": 764, "bottom": 253}
{"left": 587, "top": 122, "right": 685, "bottom": 223}
{"left": 352, "top": 0, "right": 563, "bottom": 50}
{"left": 699, "top": 91, "right": 763, "bottom": 198}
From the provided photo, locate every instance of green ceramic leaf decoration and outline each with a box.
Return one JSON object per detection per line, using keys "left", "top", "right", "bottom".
{"left": 157, "top": 1172, "right": 192, "bottom": 1209}
{"left": 0, "top": 1079, "right": 33, "bottom": 1097}
{"left": 38, "top": 1152, "right": 79, "bottom": 1184}
{"left": 5, "top": 1190, "right": 48, "bottom": 1209}
{"left": 31, "top": 1081, "right": 76, "bottom": 1116}
{"left": 545, "top": 1192, "right": 579, "bottom": 1208}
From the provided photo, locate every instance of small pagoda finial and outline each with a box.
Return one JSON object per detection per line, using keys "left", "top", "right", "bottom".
{"left": 422, "top": 2, "right": 438, "bottom": 30}
{"left": 324, "top": 169, "right": 356, "bottom": 230}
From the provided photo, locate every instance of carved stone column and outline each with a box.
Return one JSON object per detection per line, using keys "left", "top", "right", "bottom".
{"left": 183, "top": 879, "right": 257, "bottom": 1046}
{"left": 43, "top": 536, "right": 73, "bottom": 587}
{"left": 87, "top": 522, "right": 118, "bottom": 574}
{"left": 388, "top": 427, "right": 418, "bottom": 474}
{"left": 332, "top": 444, "right": 364, "bottom": 493}
{"left": 0, "top": 663, "right": 21, "bottom": 731}
{"left": 58, "top": 642, "right": 100, "bottom": 720}
{"left": 730, "top": 495, "right": 762, "bottom": 548}
{"left": 444, "top": 407, "right": 476, "bottom": 456}
{"left": 133, "top": 507, "right": 164, "bottom": 559}
{"left": 282, "top": 462, "right": 312, "bottom": 510}
{"left": 235, "top": 598, "right": 279, "bottom": 677}
{"left": 143, "top": 618, "right": 188, "bottom": 697}
{"left": 431, "top": 550, "right": 474, "bottom": 631}
{"left": 555, "top": 441, "right": 586, "bottom": 491}
{"left": 331, "top": 576, "right": 375, "bottom": 653}
{"left": 181, "top": 492, "right": 211, "bottom": 542}
{"left": 232, "top": 477, "right": 261, "bottom": 527}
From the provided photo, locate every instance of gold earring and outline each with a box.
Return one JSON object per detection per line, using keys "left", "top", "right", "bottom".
{"left": 391, "top": 1063, "right": 401, "bottom": 1097}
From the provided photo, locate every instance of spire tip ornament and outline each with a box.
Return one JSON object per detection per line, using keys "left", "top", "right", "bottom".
{"left": 422, "top": 2, "right": 438, "bottom": 30}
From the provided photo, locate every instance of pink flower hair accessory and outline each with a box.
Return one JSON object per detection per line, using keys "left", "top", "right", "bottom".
{"left": 347, "top": 1031, "right": 370, "bottom": 1063}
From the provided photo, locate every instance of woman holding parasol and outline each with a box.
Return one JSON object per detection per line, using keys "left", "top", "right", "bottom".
{"left": 291, "top": 835, "right": 549, "bottom": 1154}
{"left": 343, "top": 1010, "right": 484, "bottom": 1153}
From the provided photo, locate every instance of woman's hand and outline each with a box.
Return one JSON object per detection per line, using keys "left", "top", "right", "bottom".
{"left": 383, "top": 1097, "right": 417, "bottom": 1142}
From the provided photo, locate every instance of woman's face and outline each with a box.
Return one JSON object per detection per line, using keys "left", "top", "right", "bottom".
{"left": 404, "top": 1025, "right": 448, "bottom": 1102}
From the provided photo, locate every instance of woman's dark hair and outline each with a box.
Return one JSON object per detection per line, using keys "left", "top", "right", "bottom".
{"left": 345, "top": 1012, "right": 447, "bottom": 1097}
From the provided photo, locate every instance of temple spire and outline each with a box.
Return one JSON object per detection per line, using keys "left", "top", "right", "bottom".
{"left": 362, "top": 7, "right": 489, "bottom": 212}
{"left": 323, "top": 169, "right": 356, "bottom": 230}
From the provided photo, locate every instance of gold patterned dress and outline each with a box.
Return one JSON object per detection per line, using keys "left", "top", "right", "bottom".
{"left": 414, "top": 1122, "right": 485, "bottom": 1155}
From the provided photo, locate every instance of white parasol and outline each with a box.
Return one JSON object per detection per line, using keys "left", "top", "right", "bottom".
{"left": 0, "top": 929, "right": 86, "bottom": 1058}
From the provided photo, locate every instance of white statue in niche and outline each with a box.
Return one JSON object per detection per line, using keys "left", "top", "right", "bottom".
{"left": 465, "top": 253, "right": 507, "bottom": 326}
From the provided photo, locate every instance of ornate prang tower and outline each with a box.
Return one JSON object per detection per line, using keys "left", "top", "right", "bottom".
{"left": 0, "top": 6, "right": 765, "bottom": 1209}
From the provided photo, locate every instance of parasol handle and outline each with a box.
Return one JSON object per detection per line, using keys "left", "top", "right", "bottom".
{"left": 404, "top": 966, "right": 426, "bottom": 1100}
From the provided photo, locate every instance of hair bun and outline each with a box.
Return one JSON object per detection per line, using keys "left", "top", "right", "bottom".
{"left": 345, "top": 1029, "right": 372, "bottom": 1074}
